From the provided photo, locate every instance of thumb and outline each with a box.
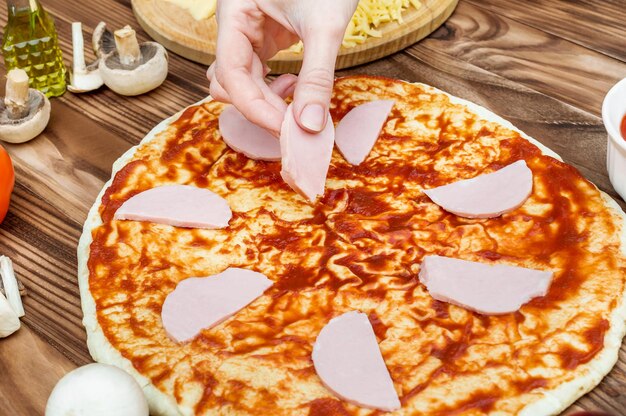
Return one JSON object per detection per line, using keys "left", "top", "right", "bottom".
{"left": 293, "top": 29, "right": 344, "bottom": 133}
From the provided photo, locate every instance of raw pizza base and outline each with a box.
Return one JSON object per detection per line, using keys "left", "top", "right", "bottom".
{"left": 77, "top": 79, "right": 626, "bottom": 416}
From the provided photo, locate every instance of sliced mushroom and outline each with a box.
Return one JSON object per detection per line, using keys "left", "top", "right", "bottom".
{"left": 0, "top": 69, "right": 50, "bottom": 144}
{"left": 92, "top": 21, "right": 116, "bottom": 59}
{"left": 68, "top": 22, "right": 104, "bottom": 93}
{"left": 98, "top": 25, "right": 168, "bottom": 96}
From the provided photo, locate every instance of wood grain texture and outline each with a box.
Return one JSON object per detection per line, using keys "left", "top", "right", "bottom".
{"left": 0, "top": 101, "right": 130, "bottom": 368}
{"left": 417, "top": 1, "right": 626, "bottom": 117}
{"left": 0, "top": 326, "right": 76, "bottom": 415}
{"left": 0, "top": 0, "right": 624, "bottom": 414}
{"left": 469, "top": 0, "right": 626, "bottom": 63}
{"left": 131, "top": 0, "right": 459, "bottom": 73}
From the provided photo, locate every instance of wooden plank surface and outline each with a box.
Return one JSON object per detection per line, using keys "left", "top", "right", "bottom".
{"left": 131, "top": 0, "right": 459, "bottom": 73}
{"left": 0, "top": 0, "right": 624, "bottom": 414}
{"left": 469, "top": 0, "right": 626, "bottom": 63}
{"left": 0, "top": 325, "right": 76, "bottom": 414}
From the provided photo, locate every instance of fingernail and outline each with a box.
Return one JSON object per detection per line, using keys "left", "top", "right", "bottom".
{"left": 300, "top": 104, "right": 326, "bottom": 132}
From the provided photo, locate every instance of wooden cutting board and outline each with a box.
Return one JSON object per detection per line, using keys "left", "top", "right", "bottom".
{"left": 132, "top": 0, "right": 458, "bottom": 73}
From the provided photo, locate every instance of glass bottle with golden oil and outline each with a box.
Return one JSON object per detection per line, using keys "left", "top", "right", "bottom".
{"left": 2, "top": 0, "right": 66, "bottom": 97}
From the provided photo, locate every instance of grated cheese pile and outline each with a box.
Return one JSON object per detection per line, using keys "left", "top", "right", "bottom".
{"left": 342, "top": 0, "right": 423, "bottom": 48}
{"left": 167, "top": 0, "right": 422, "bottom": 50}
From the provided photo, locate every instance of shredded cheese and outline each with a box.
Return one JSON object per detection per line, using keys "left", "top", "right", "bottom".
{"left": 342, "top": 0, "right": 422, "bottom": 48}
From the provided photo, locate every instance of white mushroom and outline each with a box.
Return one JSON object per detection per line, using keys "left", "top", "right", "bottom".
{"left": 0, "top": 69, "right": 50, "bottom": 144}
{"left": 45, "top": 363, "right": 149, "bottom": 416}
{"left": 98, "top": 25, "right": 168, "bottom": 96}
{"left": 68, "top": 22, "right": 104, "bottom": 93}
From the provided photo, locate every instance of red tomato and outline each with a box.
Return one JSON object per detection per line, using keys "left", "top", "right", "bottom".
{"left": 0, "top": 145, "right": 14, "bottom": 224}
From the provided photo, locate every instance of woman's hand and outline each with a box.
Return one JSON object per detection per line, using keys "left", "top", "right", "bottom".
{"left": 208, "top": 0, "right": 358, "bottom": 136}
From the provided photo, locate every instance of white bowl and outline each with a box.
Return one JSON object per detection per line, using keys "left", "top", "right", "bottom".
{"left": 602, "top": 77, "right": 626, "bottom": 202}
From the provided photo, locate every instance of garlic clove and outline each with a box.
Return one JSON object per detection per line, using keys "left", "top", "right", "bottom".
{"left": 0, "top": 290, "right": 20, "bottom": 338}
{"left": 0, "top": 255, "right": 24, "bottom": 317}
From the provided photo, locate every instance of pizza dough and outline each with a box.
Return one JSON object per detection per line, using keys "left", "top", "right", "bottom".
{"left": 77, "top": 76, "right": 626, "bottom": 416}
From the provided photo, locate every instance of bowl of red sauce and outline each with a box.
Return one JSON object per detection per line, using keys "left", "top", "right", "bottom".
{"left": 602, "top": 78, "right": 626, "bottom": 201}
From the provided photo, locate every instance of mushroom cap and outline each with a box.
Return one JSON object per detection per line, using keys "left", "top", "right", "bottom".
{"left": 0, "top": 90, "right": 51, "bottom": 144}
{"left": 92, "top": 21, "right": 116, "bottom": 59}
{"left": 99, "top": 42, "right": 168, "bottom": 96}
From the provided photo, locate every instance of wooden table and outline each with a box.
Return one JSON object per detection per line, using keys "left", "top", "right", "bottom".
{"left": 0, "top": 1, "right": 624, "bottom": 414}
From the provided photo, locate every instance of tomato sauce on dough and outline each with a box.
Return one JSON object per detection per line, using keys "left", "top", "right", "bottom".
{"left": 88, "top": 76, "right": 626, "bottom": 415}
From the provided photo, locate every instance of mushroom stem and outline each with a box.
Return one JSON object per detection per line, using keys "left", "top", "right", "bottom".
{"left": 68, "top": 21, "right": 104, "bottom": 94}
{"left": 114, "top": 26, "right": 141, "bottom": 66}
{"left": 5, "top": 69, "right": 30, "bottom": 120}
{"left": 72, "top": 22, "right": 88, "bottom": 74}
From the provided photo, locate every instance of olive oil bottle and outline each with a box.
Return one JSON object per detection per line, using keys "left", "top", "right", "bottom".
{"left": 2, "top": 0, "right": 66, "bottom": 97}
